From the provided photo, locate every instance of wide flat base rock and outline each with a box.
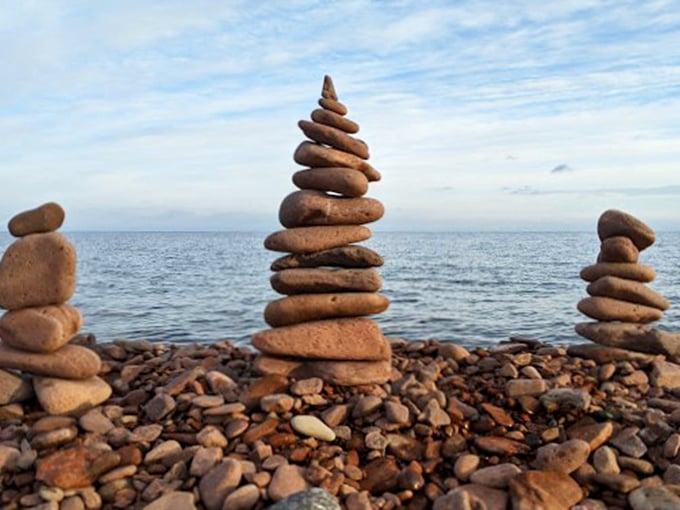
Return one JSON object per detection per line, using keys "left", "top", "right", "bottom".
{"left": 580, "top": 263, "right": 655, "bottom": 283}
{"left": 265, "top": 226, "right": 371, "bottom": 254}
{"left": 0, "top": 304, "right": 82, "bottom": 353}
{"left": 587, "top": 275, "right": 669, "bottom": 310}
{"left": 0, "top": 368, "right": 33, "bottom": 405}
{"left": 271, "top": 245, "right": 383, "bottom": 270}
{"left": 34, "top": 376, "right": 111, "bottom": 415}
{"left": 567, "top": 343, "right": 659, "bottom": 363}
{"left": 271, "top": 268, "right": 382, "bottom": 295}
{"left": 577, "top": 296, "right": 663, "bottom": 323}
{"left": 264, "top": 292, "right": 389, "bottom": 327}
{"left": 252, "top": 318, "right": 391, "bottom": 361}
{"left": 255, "top": 355, "right": 392, "bottom": 385}
{"left": 0, "top": 343, "right": 101, "bottom": 379}
{"left": 576, "top": 322, "right": 680, "bottom": 361}
{"left": 279, "top": 190, "right": 383, "bottom": 228}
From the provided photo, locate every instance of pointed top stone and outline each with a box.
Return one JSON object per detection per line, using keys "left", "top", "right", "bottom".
{"left": 321, "top": 75, "right": 337, "bottom": 100}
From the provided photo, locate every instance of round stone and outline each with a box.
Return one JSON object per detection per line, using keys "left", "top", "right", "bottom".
{"left": 8, "top": 202, "right": 65, "bottom": 237}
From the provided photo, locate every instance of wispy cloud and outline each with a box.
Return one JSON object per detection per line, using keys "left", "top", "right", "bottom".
{"left": 551, "top": 164, "right": 573, "bottom": 173}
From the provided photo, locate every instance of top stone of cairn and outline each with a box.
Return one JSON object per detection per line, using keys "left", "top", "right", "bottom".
{"left": 8, "top": 202, "right": 65, "bottom": 237}
{"left": 597, "top": 209, "right": 655, "bottom": 251}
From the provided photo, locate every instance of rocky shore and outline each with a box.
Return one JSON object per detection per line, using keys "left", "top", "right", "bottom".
{"left": 1, "top": 335, "right": 680, "bottom": 509}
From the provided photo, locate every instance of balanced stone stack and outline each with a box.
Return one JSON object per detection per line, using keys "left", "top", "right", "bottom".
{"left": 575, "top": 209, "right": 679, "bottom": 360}
{"left": 252, "top": 76, "right": 391, "bottom": 385}
{"left": 0, "top": 202, "right": 111, "bottom": 415}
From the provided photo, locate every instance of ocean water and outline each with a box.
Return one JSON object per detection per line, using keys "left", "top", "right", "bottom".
{"left": 0, "top": 231, "right": 678, "bottom": 348}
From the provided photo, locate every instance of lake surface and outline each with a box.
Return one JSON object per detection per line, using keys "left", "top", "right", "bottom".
{"left": 1, "top": 231, "right": 678, "bottom": 348}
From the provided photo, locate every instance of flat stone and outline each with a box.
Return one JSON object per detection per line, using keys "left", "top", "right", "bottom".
{"left": 253, "top": 318, "right": 390, "bottom": 360}
{"left": 481, "top": 402, "right": 514, "bottom": 427}
{"left": 294, "top": 142, "right": 380, "bottom": 181}
{"left": 292, "top": 167, "right": 367, "bottom": 198}
{"left": 575, "top": 322, "right": 680, "bottom": 360}
{"left": 599, "top": 236, "right": 640, "bottom": 263}
{"left": 31, "top": 426, "right": 78, "bottom": 450}
{"left": 567, "top": 343, "right": 658, "bottom": 363}
{"left": 578, "top": 296, "right": 663, "bottom": 323}
{"left": 198, "top": 459, "right": 242, "bottom": 510}
{"left": 290, "top": 377, "right": 323, "bottom": 396}
{"left": 591, "top": 472, "right": 641, "bottom": 493}
{"left": 610, "top": 427, "right": 648, "bottom": 458}
{"left": 0, "top": 343, "right": 100, "bottom": 379}
{"left": 474, "top": 436, "right": 531, "bottom": 456}
{"left": 629, "top": 486, "right": 680, "bottom": 510}
{"left": 587, "top": 276, "right": 669, "bottom": 310}
{"left": 540, "top": 388, "right": 591, "bottom": 412}
{"left": 242, "top": 417, "right": 279, "bottom": 445}
{"left": 221, "top": 483, "right": 260, "bottom": 510}
{"left": 268, "top": 464, "right": 310, "bottom": 502}
{"left": 469, "top": 463, "right": 521, "bottom": 488}
{"left": 298, "top": 120, "right": 369, "bottom": 159}
{"left": 142, "top": 492, "right": 196, "bottom": 510}
{"left": 318, "top": 97, "right": 347, "bottom": 116}
{"left": 259, "top": 393, "right": 294, "bottom": 413}
{"left": 35, "top": 446, "right": 103, "bottom": 489}
{"left": 33, "top": 376, "right": 110, "bottom": 415}
{"left": 534, "top": 439, "right": 590, "bottom": 474}
{"left": 271, "top": 245, "right": 383, "bottom": 270}
{"left": 650, "top": 360, "right": 680, "bottom": 389}
{"left": 265, "top": 225, "right": 371, "bottom": 254}
{"left": 291, "top": 415, "right": 336, "bottom": 441}
{"left": 0, "top": 368, "right": 33, "bottom": 404}
{"left": 0, "top": 304, "right": 82, "bottom": 353}
{"left": 0, "top": 232, "right": 77, "bottom": 309}
{"left": 271, "top": 268, "right": 382, "bottom": 295}
{"left": 311, "top": 107, "right": 359, "bottom": 133}
{"left": 8, "top": 202, "right": 65, "bottom": 237}
{"left": 279, "top": 190, "right": 383, "bottom": 228}
{"left": 438, "top": 484, "right": 508, "bottom": 510}
{"left": 269, "top": 487, "right": 341, "bottom": 510}
{"left": 505, "top": 378, "right": 548, "bottom": 397}
{"left": 243, "top": 374, "right": 288, "bottom": 408}
{"left": 580, "top": 262, "right": 656, "bottom": 283}
{"left": 255, "top": 356, "right": 391, "bottom": 385}
{"left": 264, "top": 293, "right": 389, "bottom": 327}
{"left": 189, "top": 447, "right": 223, "bottom": 477}
{"left": 509, "top": 470, "right": 583, "bottom": 510}
{"left": 144, "top": 440, "right": 182, "bottom": 464}
{"left": 438, "top": 342, "right": 471, "bottom": 362}
{"left": 143, "top": 393, "right": 176, "bottom": 421}
{"left": 598, "top": 209, "right": 655, "bottom": 250}
{"left": 567, "top": 421, "right": 614, "bottom": 450}
{"left": 205, "top": 371, "right": 237, "bottom": 395}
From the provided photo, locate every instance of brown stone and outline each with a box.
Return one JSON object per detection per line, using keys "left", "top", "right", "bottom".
{"left": 0, "top": 343, "right": 101, "bottom": 379}
{"left": 509, "top": 470, "right": 583, "bottom": 510}
{"left": 242, "top": 417, "right": 279, "bottom": 445}
{"left": 8, "top": 202, "right": 65, "bottom": 237}
{"left": 0, "top": 304, "right": 82, "bottom": 353}
{"left": 268, "top": 464, "right": 310, "bottom": 501}
{"left": 271, "top": 245, "right": 383, "bottom": 270}
{"left": 318, "top": 97, "right": 347, "bottom": 115}
{"left": 243, "top": 374, "right": 289, "bottom": 408}
{"left": 566, "top": 343, "right": 658, "bottom": 363}
{"left": 271, "top": 268, "right": 382, "bottom": 295}
{"left": 599, "top": 236, "right": 639, "bottom": 263}
{"left": 587, "top": 276, "right": 669, "bottom": 311}
{"left": 33, "top": 376, "right": 111, "bottom": 415}
{"left": 198, "top": 459, "right": 242, "bottom": 510}
{"left": 0, "top": 232, "right": 77, "bottom": 310}
{"left": 311, "top": 109, "right": 359, "bottom": 134}
{"left": 580, "top": 262, "right": 655, "bottom": 283}
{"left": 253, "top": 318, "right": 390, "bottom": 360}
{"left": 533, "top": 439, "right": 591, "bottom": 474}
{"left": 35, "top": 446, "right": 102, "bottom": 489}
{"left": 298, "top": 120, "right": 369, "bottom": 159}
{"left": 578, "top": 296, "right": 663, "bottom": 323}
{"left": 293, "top": 167, "right": 368, "bottom": 197}
{"left": 255, "top": 356, "right": 391, "bottom": 385}
{"left": 567, "top": 421, "right": 614, "bottom": 451}
{"left": 473, "top": 436, "right": 531, "bottom": 456}
{"left": 265, "top": 225, "right": 371, "bottom": 254}
{"left": 264, "top": 293, "right": 389, "bottom": 327}
{"left": 294, "top": 142, "right": 380, "bottom": 181}
{"left": 575, "top": 322, "right": 680, "bottom": 360}
{"left": 321, "top": 75, "right": 337, "bottom": 100}
{"left": 598, "top": 209, "right": 655, "bottom": 250}
{"left": 278, "top": 190, "right": 383, "bottom": 228}
{"left": 0, "top": 368, "right": 33, "bottom": 404}
{"left": 361, "top": 457, "right": 400, "bottom": 493}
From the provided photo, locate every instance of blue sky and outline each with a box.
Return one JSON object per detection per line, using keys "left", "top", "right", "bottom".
{"left": 1, "top": 0, "right": 679, "bottom": 231}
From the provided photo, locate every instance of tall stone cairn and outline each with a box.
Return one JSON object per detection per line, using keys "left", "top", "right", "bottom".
{"left": 575, "top": 209, "right": 680, "bottom": 361}
{"left": 0, "top": 203, "right": 111, "bottom": 414}
{"left": 252, "top": 76, "right": 392, "bottom": 385}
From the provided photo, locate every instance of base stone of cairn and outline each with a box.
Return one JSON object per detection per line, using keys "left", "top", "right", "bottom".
{"left": 0, "top": 203, "right": 111, "bottom": 414}
{"left": 253, "top": 76, "right": 391, "bottom": 385}
{"left": 574, "top": 209, "right": 680, "bottom": 361}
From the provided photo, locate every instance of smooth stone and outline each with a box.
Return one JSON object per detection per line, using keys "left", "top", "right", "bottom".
{"left": 505, "top": 378, "right": 548, "bottom": 397}
{"left": 599, "top": 236, "right": 639, "bottom": 263}
{"left": 593, "top": 445, "right": 620, "bottom": 474}
{"left": 35, "top": 446, "right": 103, "bottom": 489}
{"left": 294, "top": 142, "right": 380, "bottom": 181}
{"left": 143, "top": 393, "right": 176, "bottom": 421}
{"left": 534, "top": 439, "right": 591, "bottom": 474}
{"left": 298, "top": 120, "right": 369, "bottom": 159}
{"left": 292, "top": 167, "right": 367, "bottom": 198}
{"left": 253, "top": 318, "right": 391, "bottom": 360}
{"left": 290, "top": 377, "right": 323, "bottom": 396}
{"left": 34, "top": 376, "right": 111, "bottom": 415}
{"left": 469, "top": 463, "right": 521, "bottom": 488}
{"left": 311, "top": 108, "right": 359, "bottom": 134}
{"left": 567, "top": 421, "right": 614, "bottom": 450}
{"left": 268, "top": 487, "right": 341, "bottom": 510}
{"left": 0, "top": 232, "right": 77, "bottom": 310}
{"left": 540, "top": 388, "right": 591, "bottom": 412}
{"left": 318, "top": 97, "right": 347, "bottom": 115}
{"left": 142, "top": 492, "right": 196, "bottom": 510}
{"left": 610, "top": 427, "right": 648, "bottom": 458}
{"left": 221, "top": 484, "right": 260, "bottom": 510}
{"left": 271, "top": 268, "right": 381, "bottom": 296}
{"left": 264, "top": 292, "right": 389, "bottom": 327}
{"left": 198, "top": 459, "right": 242, "bottom": 510}
{"left": 0, "top": 304, "right": 82, "bottom": 353}
{"left": 591, "top": 472, "right": 641, "bottom": 493}
{"left": 567, "top": 343, "right": 658, "bottom": 363}
{"left": 587, "top": 276, "right": 669, "bottom": 310}
{"left": 0, "top": 343, "right": 100, "bottom": 379}
{"left": 575, "top": 322, "right": 680, "bottom": 360}
{"left": 189, "top": 447, "right": 223, "bottom": 477}
{"left": 265, "top": 225, "right": 371, "bottom": 254}
{"left": 321, "top": 75, "right": 337, "bottom": 100}
{"left": 650, "top": 360, "right": 680, "bottom": 389}
{"left": 578, "top": 296, "right": 663, "bottom": 323}
{"left": 580, "top": 262, "right": 656, "bottom": 283}
{"left": 473, "top": 436, "right": 531, "bottom": 456}
{"left": 271, "top": 245, "right": 383, "bottom": 270}
{"left": 279, "top": 190, "right": 383, "bottom": 228}
{"left": 629, "top": 486, "right": 680, "bottom": 510}
{"left": 438, "top": 484, "right": 508, "bottom": 510}
{"left": 598, "top": 209, "right": 655, "bottom": 250}
{"left": 0, "top": 444, "right": 20, "bottom": 472}
{"left": 509, "top": 470, "right": 582, "bottom": 510}
{"left": 454, "top": 454, "right": 480, "bottom": 482}
{"left": 290, "top": 415, "right": 336, "bottom": 441}
{"left": 78, "top": 408, "right": 115, "bottom": 434}
{"left": 268, "top": 464, "right": 310, "bottom": 502}
{"left": 0, "top": 368, "right": 33, "bottom": 404}
{"left": 255, "top": 356, "right": 391, "bottom": 385}
{"left": 8, "top": 202, "right": 65, "bottom": 237}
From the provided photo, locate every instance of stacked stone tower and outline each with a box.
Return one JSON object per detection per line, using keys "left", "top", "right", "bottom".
{"left": 576, "top": 209, "right": 677, "bottom": 359}
{"left": 253, "top": 76, "right": 391, "bottom": 385}
{"left": 0, "top": 202, "right": 110, "bottom": 414}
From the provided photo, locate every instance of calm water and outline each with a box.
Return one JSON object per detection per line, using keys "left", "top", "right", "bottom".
{"left": 1, "top": 232, "right": 678, "bottom": 348}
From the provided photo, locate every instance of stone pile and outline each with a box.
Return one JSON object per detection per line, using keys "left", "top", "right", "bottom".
{"left": 0, "top": 202, "right": 110, "bottom": 415}
{"left": 253, "top": 76, "right": 391, "bottom": 385}
{"left": 575, "top": 209, "right": 680, "bottom": 361}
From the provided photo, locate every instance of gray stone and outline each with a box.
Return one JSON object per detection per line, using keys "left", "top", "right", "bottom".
{"left": 268, "top": 488, "right": 341, "bottom": 510}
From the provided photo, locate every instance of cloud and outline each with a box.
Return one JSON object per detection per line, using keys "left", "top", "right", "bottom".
{"left": 551, "top": 163, "right": 573, "bottom": 173}
{"left": 503, "top": 185, "right": 680, "bottom": 197}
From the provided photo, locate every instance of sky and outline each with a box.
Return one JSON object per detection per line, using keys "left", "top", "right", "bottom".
{"left": 1, "top": 0, "right": 679, "bottom": 232}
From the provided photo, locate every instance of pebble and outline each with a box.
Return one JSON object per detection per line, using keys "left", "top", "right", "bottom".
{"left": 505, "top": 378, "right": 548, "bottom": 397}
{"left": 291, "top": 415, "right": 336, "bottom": 441}
{"left": 268, "top": 464, "right": 310, "bottom": 502}
{"left": 593, "top": 445, "right": 620, "bottom": 474}
{"left": 469, "top": 463, "right": 522, "bottom": 488}
{"left": 454, "top": 454, "right": 480, "bottom": 482}
{"left": 198, "top": 459, "right": 243, "bottom": 510}
{"left": 610, "top": 427, "right": 648, "bottom": 458}
{"left": 142, "top": 491, "right": 197, "bottom": 510}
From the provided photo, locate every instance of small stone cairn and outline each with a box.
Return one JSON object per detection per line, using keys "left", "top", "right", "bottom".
{"left": 575, "top": 209, "right": 680, "bottom": 360}
{"left": 252, "top": 76, "right": 391, "bottom": 385}
{"left": 0, "top": 202, "right": 110, "bottom": 414}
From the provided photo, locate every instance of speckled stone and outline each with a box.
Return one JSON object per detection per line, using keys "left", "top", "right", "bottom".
{"left": 268, "top": 488, "right": 341, "bottom": 510}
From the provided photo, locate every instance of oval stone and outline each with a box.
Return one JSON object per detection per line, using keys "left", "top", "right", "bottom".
{"left": 279, "top": 190, "right": 383, "bottom": 228}
{"left": 586, "top": 275, "right": 669, "bottom": 310}
{"left": 0, "top": 343, "right": 101, "bottom": 379}
{"left": 580, "top": 263, "right": 655, "bottom": 283}
{"left": 298, "top": 120, "right": 369, "bottom": 159}
{"left": 577, "top": 296, "right": 664, "bottom": 323}
{"left": 294, "top": 142, "right": 380, "bottom": 181}
{"left": 8, "top": 202, "right": 65, "bottom": 237}
{"left": 598, "top": 209, "right": 655, "bottom": 250}
{"left": 271, "top": 245, "right": 383, "bottom": 270}
{"left": 34, "top": 376, "right": 111, "bottom": 416}
{"left": 264, "top": 226, "right": 371, "bottom": 254}
{"left": 318, "top": 97, "right": 347, "bottom": 115}
{"left": 0, "top": 304, "right": 82, "bottom": 353}
{"left": 255, "top": 356, "right": 391, "bottom": 386}
{"left": 599, "top": 236, "right": 639, "bottom": 263}
{"left": 311, "top": 108, "right": 359, "bottom": 134}
{"left": 271, "top": 268, "right": 382, "bottom": 295}
{"left": 290, "top": 415, "right": 336, "bottom": 441}
{"left": 292, "top": 167, "right": 368, "bottom": 197}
